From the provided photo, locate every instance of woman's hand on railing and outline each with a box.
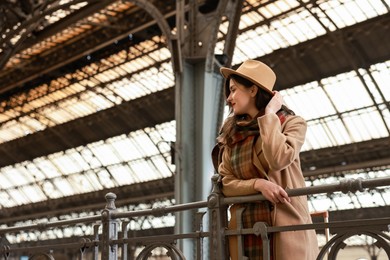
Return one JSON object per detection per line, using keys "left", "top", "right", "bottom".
{"left": 254, "top": 178, "right": 291, "bottom": 204}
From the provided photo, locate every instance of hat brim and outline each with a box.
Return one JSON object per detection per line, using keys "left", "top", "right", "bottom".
{"left": 220, "top": 67, "right": 274, "bottom": 96}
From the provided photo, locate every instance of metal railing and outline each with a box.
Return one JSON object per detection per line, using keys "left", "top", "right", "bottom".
{"left": 1, "top": 176, "right": 390, "bottom": 259}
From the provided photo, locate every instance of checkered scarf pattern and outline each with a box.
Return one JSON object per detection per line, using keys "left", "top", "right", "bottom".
{"left": 230, "top": 118, "right": 260, "bottom": 180}
{"left": 230, "top": 110, "right": 288, "bottom": 180}
{"left": 242, "top": 202, "right": 274, "bottom": 259}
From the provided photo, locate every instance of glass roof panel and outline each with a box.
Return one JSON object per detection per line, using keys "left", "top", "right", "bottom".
{"left": 370, "top": 61, "right": 390, "bottom": 101}
{"left": 129, "top": 159, "right": 162, "bottom": 182}
{"left": 109, "top": 164, "right": 134, "bottom": 185}
{"left": 0, "top": 113, "right": 9, "bottom": 123}
{"left": 322, "top": 72, "right": 374, "bottom": 112}
{"left": 52, "top": 178, "right": 75, "bottom": 196}
{"left": 84, "top": 90, "right": 115, "bottom": 110}
{"left": 323, "top": 118, "right": 352, "bottom": 145}
{"left": 21, "top": 185, "right": 47, "bottom": 203}
{"left": 304, "top": 123, "right": 329, "bottom": 150}
{"left": 131, "top": 131, "right": 160, "bottom": 156}
{"left": 0, "top": 191, "right": 14, "bottom": 207}
{"left": 319, "top": 0, "right": 389, "bottom": 29}
{"left": 381, "top": 104, "right": 390, "bottom": 129}
{"left": 303, "top": 116, "right": 349, "bottom": 150}
{"left": 34, "top": 159, "right": 62, "bottom": 179}
{"left": 80, "top": 148, "right": 103, "bottom": 168}
{"left": 261, "top": 1, "right": 298, "bottom": 18}
{"left": 19, "top": 116, "right": 45, "bottom": 134}
{"left": 24, "top": 162, "right": 46, "bottom": 181}
{"left": 150, "top": 156, "right": 173, "bottom": 178}
{"left": 89, "top": 143, "right": 122, "bottom": 166}
{"left": 50, "top": 152, "right": 85, "bottom": 175}
{"left": 342, "top": 107, "right": 388, "bottom": 142}
{"left": 67, "top": 173, "right": 97, "bottom": 193}
{"left": 96, "top": 169, "right": 117, "bottom": 189}
{"left": 8, "top": 188, "right": 29, "bottom": 206}
{"left": 284, "top": 82, "right": 336, "bottom": 120}
{"left": 0, "top": 121, "right": 27, "bottom": 140}
{"left": 3, "top": 166, "right": 34, "bottom": 186}
{"left": 240, "top": 9, "right": 263, "bottom": 27}
{"left": 0, "top": 172, "right": 13, "bottom": 189}
{"left": 109, "top": 137, "right": 140, "bottom": 161}
{"left": 41, "top": 181, "right": 64, "bottom": 199}
{"left": 44, "top": 105, "right": 74, "bottom": 125}
{"left": 84, "top": 170, "right": 104, "bottom": 190}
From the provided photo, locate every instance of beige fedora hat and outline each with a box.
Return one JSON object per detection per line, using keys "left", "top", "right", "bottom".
{"left": 220, "top": 59, "right": 276, "bottom": 95}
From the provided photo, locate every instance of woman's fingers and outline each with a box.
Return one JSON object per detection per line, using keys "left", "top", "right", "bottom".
{"left": 265, "top": 91, "right": 284, "bottom": 114}
{"left": 275, "top": 189, "right": 291, "bottom": 204}
{"left": 255, "top": 179, "right": 291, "bottom": 204}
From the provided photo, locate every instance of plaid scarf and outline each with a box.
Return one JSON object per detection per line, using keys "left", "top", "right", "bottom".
{"left": 229, "top": 110, "right": 289, "bottom": 180}
{"left": 230, "top": 118, "right": 260, "bottom": 180}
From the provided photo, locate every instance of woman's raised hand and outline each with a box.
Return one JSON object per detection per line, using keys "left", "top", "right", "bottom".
{"left": 265, "top": 91, "right": 284, "bottom": 114}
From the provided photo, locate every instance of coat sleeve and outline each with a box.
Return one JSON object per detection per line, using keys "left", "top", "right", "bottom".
{"left": 257, "top": 113, "right": 307, "bottom": 171}
{"left": 218, "top": 146, "right": 258, "bottom": 197}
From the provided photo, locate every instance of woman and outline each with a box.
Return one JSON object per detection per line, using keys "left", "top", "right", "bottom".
{"left": 216, "top": 60, "right": 319, "bottom": 259}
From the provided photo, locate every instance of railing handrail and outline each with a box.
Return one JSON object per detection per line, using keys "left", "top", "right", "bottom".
{"left": 112, "top": 200, "right": 208, "bottom": 219}
{"left": 222, "top": 176, "right": 390, "bottom": 205}
{"left": 0, "top": 215, "right": 101, "bottom": 234}
{"left": 1, "top": 176, "right": 389, "bottom": 234}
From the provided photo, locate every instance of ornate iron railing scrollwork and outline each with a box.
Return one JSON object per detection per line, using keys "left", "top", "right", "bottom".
{"left": 29, "top": 251, "right": 55, "bottom": 260}
{"left": 317, "top": 230, "right": 390, "bottom": 260}
{"left": 1, "top": 245, "right": 10, "bottom": 259}
{"left": 136, "top": 241, "right": 186, "bottom": 260}
{"left": 79, "top": 237, "right": 92, "bottom": 259}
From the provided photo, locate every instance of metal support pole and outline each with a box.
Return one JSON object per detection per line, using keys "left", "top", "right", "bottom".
{"left": 173, "top": 0, "right": 244, "bottom": 258}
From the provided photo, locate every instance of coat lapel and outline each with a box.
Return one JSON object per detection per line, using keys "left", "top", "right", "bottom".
{"left": 252, "top": 137, "right": 269, "bottom": 180}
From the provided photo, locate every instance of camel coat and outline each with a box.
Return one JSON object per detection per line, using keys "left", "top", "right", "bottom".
{"left": 219, "top": 113, "right": 319, "bottom": 260}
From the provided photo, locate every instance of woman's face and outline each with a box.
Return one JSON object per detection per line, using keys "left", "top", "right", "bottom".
{"left": 227, "top": 78, "right": 258, "bottom": 118}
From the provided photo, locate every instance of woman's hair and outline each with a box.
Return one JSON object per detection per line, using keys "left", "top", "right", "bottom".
{"left": 218, "top": 74, "right": 294, "bottom": 146}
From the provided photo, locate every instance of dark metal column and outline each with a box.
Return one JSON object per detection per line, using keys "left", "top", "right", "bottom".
{"left": 174, "top": 0, "right": 244, "bottom": 258}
